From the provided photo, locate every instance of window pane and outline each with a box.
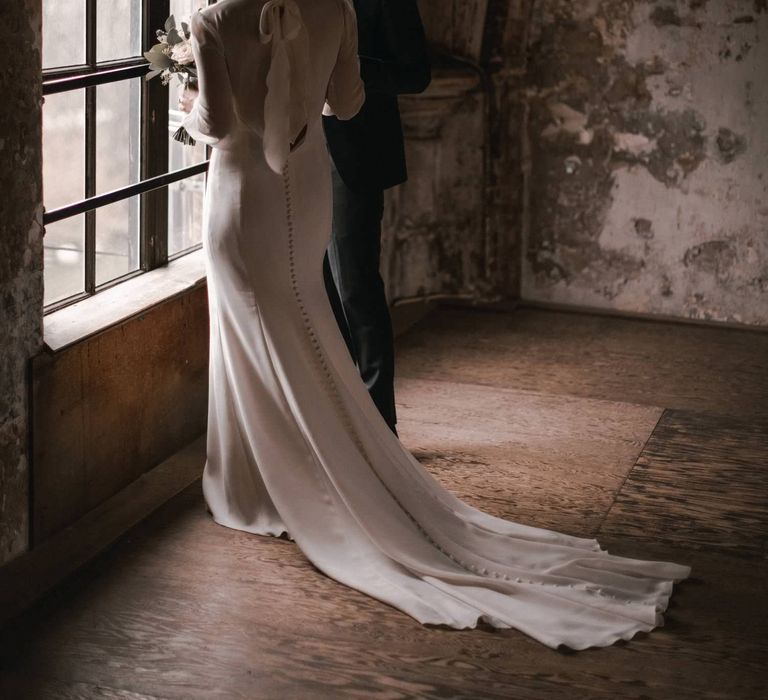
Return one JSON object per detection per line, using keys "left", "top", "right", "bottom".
{"left": 168, "top": 172, "right": 205, "bottom": 256}
{"left": 167, "top": 0, "right": 210, "bottom": 167}
{"left": 43, "top": 0, "right": 85, "bottom": 69}
{"left": 170, "top": 0, "right": 209, "bottom": 24}
{"left": 96, "top": 79, "right": 141, "bottom": 286}
{"left": 169, "top": 80, "right": 208, "bottom": 169}
{"left": 97, "top": 80, "right": 141, "bottom": 193}
{"left": 168, "top": 0, "right": 207, "bottom": 259}
{"left": 43, "top": 90, "right": 85, "bottom": 210}
{"left": 97, "top": 0, "right": 142, "bottom": 61}
{"left": 44, "top": 217, "right": 85, "bottom": 306}
{"left": 43, "top": 88, "right": 86, "bottom": 306}
{"left": 168, "top": 88, "right": 207, "bottom": 257}
{"left": 96, "top": 197, "right": 141, "bottom": 286}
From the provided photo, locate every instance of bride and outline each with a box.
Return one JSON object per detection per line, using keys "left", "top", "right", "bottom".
{"left": 179, "top": 0, "right": 689, "bottom": 650}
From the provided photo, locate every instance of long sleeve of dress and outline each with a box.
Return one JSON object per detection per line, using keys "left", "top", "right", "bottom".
{"left": 323, "top": 0, "right": 366, "bottom": 120}
{"left": 182, "top": 11, "right": 235, "bottom": 148}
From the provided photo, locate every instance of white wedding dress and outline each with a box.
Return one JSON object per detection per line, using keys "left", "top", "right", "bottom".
{"left": 183, "top": 0, "right": 690, "bottom": 650}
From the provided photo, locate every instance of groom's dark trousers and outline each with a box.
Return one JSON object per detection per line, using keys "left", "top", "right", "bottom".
{"left": 322, "top": 0, "right": 431, "bottom": 432}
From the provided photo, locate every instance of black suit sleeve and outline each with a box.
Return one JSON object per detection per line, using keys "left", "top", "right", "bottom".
{"left": 362, "top": 0, "right": 431, "bottom": 95}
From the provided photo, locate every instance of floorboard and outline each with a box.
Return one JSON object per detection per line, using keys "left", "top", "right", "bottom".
{"left": 0, "top": 674, "right": 166, "bottom": 700}
{"left": 598, "top": 410, "right": 768, "bottom": 557}
{"left": 1, "top": 307, "right": 766, "bottom": 699}
{"left": 396, "top": 307, "right": 768, "bottom": 419}
{"left": 397, "top": 378, "right": 662, "bottom": 537}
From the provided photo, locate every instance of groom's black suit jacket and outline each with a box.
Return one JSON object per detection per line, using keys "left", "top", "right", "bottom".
{"left": 323, "top": 0, "right": 431, "bottom": 192}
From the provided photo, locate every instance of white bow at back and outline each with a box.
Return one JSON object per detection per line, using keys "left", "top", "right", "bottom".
{"left": 260, "top": 0, "right": 306, "bottom": 174}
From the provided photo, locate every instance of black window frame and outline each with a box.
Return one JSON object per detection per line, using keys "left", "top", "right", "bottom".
{"left": 42, "top": 0, "right": 212, "bottom": 314}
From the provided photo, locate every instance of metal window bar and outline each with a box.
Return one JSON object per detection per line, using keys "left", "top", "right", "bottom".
{"left": 43, "top": 162, "right": 209, "bottom": 225}
{"left": 43, "top": 62, "right": 150, "bottom": 95}
{"left": 84, "top": 0, "right": 97, "bottom": 294}
{"left": 142, "top": 0, "right": 171, "bottom": 271}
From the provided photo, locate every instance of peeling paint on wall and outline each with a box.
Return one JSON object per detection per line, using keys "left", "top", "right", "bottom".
{"left": 382, "top": 1, "right": 532, "bottom": 303}
{"left": 382, "top": 1, "right": 495, "bottom": 302}
{"left": 384, "top": 68, "right": 487, "bottom": 301}
{"left": 522, "top": 0, "right": 768, "bottom": 325}
{"left": 0, "top": 0, "right": 44, "bottom": 565}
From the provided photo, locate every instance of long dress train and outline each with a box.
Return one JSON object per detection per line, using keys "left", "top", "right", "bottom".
{"left": 184, "top": 0, "right": 690, "bottom": 651}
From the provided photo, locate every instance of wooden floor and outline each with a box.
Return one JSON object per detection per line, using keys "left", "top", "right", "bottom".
{"left": 2, "top": 307, "right": 767, "bottom": 699}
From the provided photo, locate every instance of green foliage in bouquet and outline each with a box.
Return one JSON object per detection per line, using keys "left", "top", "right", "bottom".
{"left": 144, "top": 15, "right": 198, "bottom": 145}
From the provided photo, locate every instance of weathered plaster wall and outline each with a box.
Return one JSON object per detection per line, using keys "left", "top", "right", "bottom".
{"left": 382, "top": 2, "right": 490, "bottom": 302}
{"left": 385, "top": 69, "right": 487, "bottom": 301}
{"left": 382, "top": 0, "right": 529, "bottom": 302}
{"left": 483, "top": 0, "right": 535, "bottom": 298}
{"left": 0, "top": 0, "right": 44, "bottom": 565}
{"left": 522, "top": 0, "right": 768, "bottom": 325}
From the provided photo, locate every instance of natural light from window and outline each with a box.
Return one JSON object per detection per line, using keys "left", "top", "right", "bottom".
{"left": 42, "top": 0, "right": 208, "bottom": 309}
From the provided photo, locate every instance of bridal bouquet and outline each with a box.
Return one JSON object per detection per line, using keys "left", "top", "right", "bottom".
{"left": 144, "top": 15, "right": 198, "bottom": 145}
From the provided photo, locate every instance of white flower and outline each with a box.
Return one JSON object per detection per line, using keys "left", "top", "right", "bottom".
{"left": 171, "top": 40, "right": 194, "bottom": 65}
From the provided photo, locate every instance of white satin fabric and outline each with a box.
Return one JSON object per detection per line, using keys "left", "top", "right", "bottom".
{"left": 184, "top": 0, "right": 690, "bottom": 650}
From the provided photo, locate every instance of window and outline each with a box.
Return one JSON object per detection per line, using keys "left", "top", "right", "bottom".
{"left": 42, "top": 0, "right": 212, "bottom": 311}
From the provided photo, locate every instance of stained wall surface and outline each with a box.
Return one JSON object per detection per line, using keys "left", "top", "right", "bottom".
{"left": 522, "top": 0, "right": 768, "bottom": 325}
{"left": 385, "top": 68, "right": 487, "bottom": 302}
{"left": 382, "top": 0, "right": 528, "bottom": 303}
{"left": 382, "top": 2, "right": 490, "bottom": 303}
{"left": 0, "top": 0, "right": 44, "bottom": 565}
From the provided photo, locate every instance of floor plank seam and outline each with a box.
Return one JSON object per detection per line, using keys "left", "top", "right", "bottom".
{"left": 397, "top": 373, "right": 665, "bottom": 411}
{"left": 593, "top": 408, "right": 668, "bottom": 538}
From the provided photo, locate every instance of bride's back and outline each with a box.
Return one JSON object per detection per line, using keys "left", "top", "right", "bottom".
{"left": 198, "top": 0, "right": 354, "bottom": 133}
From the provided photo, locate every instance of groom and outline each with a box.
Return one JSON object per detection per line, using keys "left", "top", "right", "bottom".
{"left": 323, "top": 0, "right": 431, "bottom": 435}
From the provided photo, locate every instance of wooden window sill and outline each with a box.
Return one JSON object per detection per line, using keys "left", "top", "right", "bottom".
{"left": 44, "top": 250, "right": 207, "bottom": 353}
